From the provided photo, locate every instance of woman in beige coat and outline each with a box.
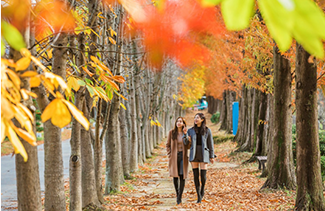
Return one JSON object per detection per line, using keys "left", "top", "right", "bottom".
{"left": 166, "top": 117, "right": 189, "bottom": 205}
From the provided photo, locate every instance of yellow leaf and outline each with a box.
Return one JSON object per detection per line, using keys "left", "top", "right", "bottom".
{"left": 173, "top": 94, "right": 176, "bottom": 99}
{"left": 155, "top": 119, "right": 162, "bottom": 127}
{"left": 48, "top": 49, "right": 53, "bottom": 59}
{"left": 90, "top": 57, "right": 113, "bottom": 76}
{"left": 16, "top": 57, "right": 31, "bottom": 71}
{"left": 1, "top": 96, "right": 15, "bottom": 120}
{"left": 20, "top": 89, "right": 29, "bottom": 100}
{"left": 1, "top": 118, "right": 6, "bottom": 142}
{"left": 6, "top": 69, "right": 21, "bottom": 88}
{"left": 6, "top": 121, "right": 28, "bottom": 161}
{"left": 41, "top": 99, "right": 71, "bottom": 128}
{"left": 91, "top": 29, "right": 100, "bottom": 38}
{"left": 9, "top": 121, "right": 36, "bottom": 146}
{"left": 12, "top": 105, "right": 30, "bottom": 130}
{"left": 120, "top": 102, "right": 126, "bottom": 110}
{"left": 21, "top": 89, "right": 37, "bottom": 98}
{"left": 44, "top": 72, "right": 68, "bottom": 91}
{"left": 41, "top": 77, "right": 55, "bottom": 92}
{"left": 30, "top": 76, "right": 41, "bottom": 88}
{"left": 67, "top": 76, "right": 80, "bottom": 91}
{"left": 31, "top": 56, "right": 47, "bottom": 72}
{"left": 20, "top": 71, "right": 38, "bottom": 77}
{"left": 2, "top": 58, "right": 16, "bottom": 67}
{"left": 110, "top": 27, "right": 117, "bottom": 37}
{"left": 109, "top": 37, "right": 116, "bottom": 45}
{"left": 17, "top": 103, "right": 34, "bottom": 122}
{"left": 20, "top": 48, "right": 31, "bottom": 58}
{"left": 150, "top": 119, "right": 156, "bottom": 126}
{"left": 62, "top": 99, "right": 89, "bottom": 130}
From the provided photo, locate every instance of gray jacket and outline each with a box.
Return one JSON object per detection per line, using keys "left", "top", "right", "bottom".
{"left": 183, "top": 127, "right": 214, "bottom": 163}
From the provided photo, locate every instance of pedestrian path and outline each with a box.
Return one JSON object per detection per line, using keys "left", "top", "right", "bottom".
{"left": 104, "top": 141, "right": 239, "bottom": 210}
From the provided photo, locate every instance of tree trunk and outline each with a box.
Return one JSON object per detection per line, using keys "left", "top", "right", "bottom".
{"left": 120, "top": 103, "right": 131, "bottom": 178}
{"left": 294, "top": 44, "right": 325, "bottom": 210}
{"left": 11, "top": 29, "right": 42, "bottom": 210}
{"left": 15, "top": 138, "right": 42, "bottom": 211}
{"left": 44, "top": 121, "right": 66, "bottom": 210}
{"left": 129, "top": 73, "right": 138, "bottom": 172}
{"left": 220, "top": 91, "right": 227, "bottom": 131}
{"left": 69, "top": 91, "right": 84, "bottom": 211}
{"left": 236, "top": 88, "right": 252, "bottom": 152}
{"left": 261, "top": 94, "right": 271, "bottom": 156}
{"left": 255, "top": 91, "right": 268, "bottom": 156}
{"left": 250, "top": 89, "right": 260, "bottom": 152}
{"left": 81, "top": 98, "right": 100, "bottom": 207}
{"left": 133, "top": 41, "right": 144, "bottom": 165}
{"left": 262, "top": 46, "right": 296, "bottom": 190}
{"left": 226, "top": 90, "right": 235, "bottom": 133}
{"left": 69, "top": 32, "right": 86, "bottom": 210}
{"left": 105, "top": 95, "right": 122, "bottom": 193}
{"left": 44, "top": 33, "right": 68, "bottom": 211}
{"left": 93, "top": 98, "right": 104, "bottom": 204}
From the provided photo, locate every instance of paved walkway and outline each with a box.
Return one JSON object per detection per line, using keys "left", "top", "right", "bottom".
{"left": 105, "top": 142, "right": 239, "bottom": 210}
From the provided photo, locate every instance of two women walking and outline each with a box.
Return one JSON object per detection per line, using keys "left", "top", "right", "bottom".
{"left": 166, "top": 113, "right": 215, "bottom": 204}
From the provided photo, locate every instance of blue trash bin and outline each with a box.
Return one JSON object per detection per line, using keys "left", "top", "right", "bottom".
{"left": 232, "top": 102, "right": 239, "bottom": 135}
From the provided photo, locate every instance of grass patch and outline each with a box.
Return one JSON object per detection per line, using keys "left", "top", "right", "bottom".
{"left": 1, "top": 140, "right": 14, "bottom": 156}
{"left": 213, "top": 134, "right": 234, "bottom": 144}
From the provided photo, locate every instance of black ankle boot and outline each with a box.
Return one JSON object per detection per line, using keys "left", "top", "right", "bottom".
{"left": 177, "top": 193, "right": 182, "bottom": 204}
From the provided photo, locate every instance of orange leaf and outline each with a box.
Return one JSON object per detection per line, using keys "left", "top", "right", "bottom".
{"left": 82, "top": 66, "right": 94, "bottom": 77}
{"left": 16, "top": 57, "right": 31, "bottom": 71}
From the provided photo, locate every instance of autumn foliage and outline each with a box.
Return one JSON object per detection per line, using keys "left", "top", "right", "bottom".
{"left": 127, "top": 0, "right": 225, "bottom": 67}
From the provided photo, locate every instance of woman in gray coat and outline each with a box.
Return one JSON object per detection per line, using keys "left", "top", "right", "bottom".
{"left": 183, "top": 113, "right": 214, "bottom": 203}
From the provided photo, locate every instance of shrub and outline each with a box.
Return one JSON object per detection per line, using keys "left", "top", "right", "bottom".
{"left": 213, "top": 134, "right": 234, "bottom": 143}
{"left": 211, "top": 112, "right": 220, "bottom": 123}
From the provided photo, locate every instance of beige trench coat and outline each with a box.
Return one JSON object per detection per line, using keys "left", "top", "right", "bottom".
{"left": 166, "top": 130, "right": 189, "bottom": 179}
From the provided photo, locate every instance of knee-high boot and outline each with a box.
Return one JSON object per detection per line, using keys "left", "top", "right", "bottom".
{"left": 173, "top": 177, "right": 179, "bottom": 197}
{"left": 177, "top": 175, "right": 185, "bottom": 204}
{"left": 200, "top": 169, "right": 207, "bottom": 198}
{"left": 193, "top": 168, "right": 201, "bottom": 203}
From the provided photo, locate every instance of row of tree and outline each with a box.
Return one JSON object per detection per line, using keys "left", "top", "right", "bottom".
{"left": 2, "top": 1, "right": 189, "bottom": 210}
{"left": 206, "top": 30, "right": 325, "bottom": 211}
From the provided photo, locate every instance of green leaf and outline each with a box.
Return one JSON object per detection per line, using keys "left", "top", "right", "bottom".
{"left": 1, "top": 39, "right": 5, "bottom": 56}
{"left": 221, "top": 0, "right": 255, "bottom": 30}
{"left": 95, "top": 86, "right": 106, "bottom": 95}
{"left": 259, "top": 0, "right": 293, "bottom": 51}
{"left": 1, "top": 21, "right": 26, "bottom": 51}
{"left": 86, "top": 84, "right": 94, "bottom": 96}
{"left": 85, "top": 78, "right": 93, "bottom": 85}
{"left": 201, "top": 0, "right": 222, "bottom": 7}
{"left": 77, "top": 80, "right": 86, "bottom": 86}
{"left": 291, "top": 0, "right": 325, "bottom": 58}
{"left": 106, "top": 89, "right": 113, "bottom": 100}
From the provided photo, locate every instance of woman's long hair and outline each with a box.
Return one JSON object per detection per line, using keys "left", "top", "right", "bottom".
{"left": 172, "top": 117, "right": 187, "bottom": 140}
{"left": 194, "top": 113, "right": 207, "bottom": 134}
